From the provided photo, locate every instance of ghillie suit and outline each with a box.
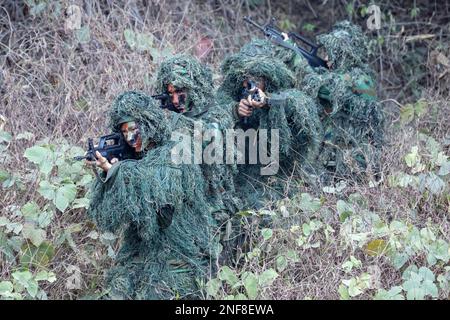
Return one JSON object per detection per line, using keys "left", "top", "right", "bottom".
{"left": 283, "top": 21, "right": 384, "bottom": 181}
{"left": 88, "top": 91, "right": 221, "bottom": 299}
{"left": 155, "top": 54, "right": 241, "bottom": 216}
{"left": 216, "top": 39, "right": 324, "bottom": 204}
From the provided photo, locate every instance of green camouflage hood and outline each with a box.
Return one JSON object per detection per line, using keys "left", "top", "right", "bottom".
{"left": 156, "top": 54, "right": 213, "bottom": 113}
{"left": 317, "top": 21, "right": 369, "bottom": 70}
{"left": 272, "top": 37, "right": 315, "bottom": 82}
{"left": 108, "top": 91, "right": 172, "bottom": 146}
{"left": 220, "top": 39, "right": 296, "bottom": 100}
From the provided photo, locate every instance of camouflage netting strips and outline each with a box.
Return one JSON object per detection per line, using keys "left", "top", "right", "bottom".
{"left": 88, "top": 91, "right": 220, "bottom": 299}
{"left": 216, "top": 39, "right": 324, "bottom": 196}
{"left": 156, "top": 54, "right": 233, "bottom": 127}
{"left": 155, "top": 54, "right": 241, "bottom": 216}
{"left": 275, "top": 21, "right": 384, "bottom": 181}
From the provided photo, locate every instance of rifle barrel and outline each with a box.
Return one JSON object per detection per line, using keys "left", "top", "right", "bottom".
{"left": 243, "top": 16, "right": 266, "bottom": 33}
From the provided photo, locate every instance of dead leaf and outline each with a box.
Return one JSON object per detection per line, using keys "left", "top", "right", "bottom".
{"left": 405, "top": 34, "right": 435, "bottom": 42}
{"left": 194, "top": 37, "right": 213, "bottom": 60}
{"left": 365, "top": 239, "right": 388, "bottom": 256}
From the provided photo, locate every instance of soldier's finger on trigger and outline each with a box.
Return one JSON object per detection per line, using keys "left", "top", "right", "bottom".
{"left": 239, "top": 105, "right": 250, "bottom": 115}
{"left": 241, "top": 99, "right": 251, "bottom": 107}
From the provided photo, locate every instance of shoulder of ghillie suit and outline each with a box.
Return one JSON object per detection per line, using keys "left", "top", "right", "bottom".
{"left": 156, "top": 54, "right": 214, "bottom": 114}
{"left": 108, "top": 90, "right": 173, "bottom": 147}
{"left": 317, "top": 20, "right": 370, "bottom": 71}
{"left": 219, "top": 38, "right": 297, "bottom": 100}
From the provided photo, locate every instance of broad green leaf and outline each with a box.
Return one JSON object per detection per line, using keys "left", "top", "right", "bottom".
{"left": 7, "top": 236, "right": 23, "bottom": 252}
{"left": 218, "top": 266, "right": 238, "bottom": 286}
{"left": 261, "top": 228, "right": 273, "bottom": 240}
{"left": 402, "top": 265, "right": 419, "bottom": 280}
{"left": 404, "top": 146, "right": 419, "bottom": 167}
{"left": 346, "top": 278, "right": 363, "bottom": 297}
{"left": 342, "top": 261, "right": 354, "bottom": 273}
{"left": 37, "top": 210, "right": 53, "bottom": 228}
{"left": 259, "top": 269, "right": 278, "bottom": 287}
{"left": 342, "top": 256, "right": 361, "bottom": 273}
{"left": 206, "top": 278, "right": 221, "bottom": 297}
{"left": 285, "top": 249, "right": 300, "bottom": 262}
{"left": 299, "top": 193, "right": 321, "bottom": 213}
{"left": 16, "top": 131, "right": 34, "bottom": 141}
{"left": 149, "top": 47, "right": 160, "bottom": 60}
{"left": 22, "top": 223, "right": 46, "bottom": 247}
{"left": 35, "top": 271, "right": 56, "bottom": 283}
{"left": 124, "top": 29, "right": 136, "bottom": 49}
{"left": 38, "top": 180, "right": 56, "bottom": 200}
{"left": 438, "top": 160, "right": 450, "bottom": 176}
{"left": 338, "top": 284, "right": 350, "bottom": 300}
{"left": 429, "top": 239, "right": 449, "bottom": 262}
{"left": 418, "top": 267, "right": 435, "bottom": 282}
{"left": 404, "top": 284, "right": 425, "bottom": 300}
{"left": 0, "top": 131, "right": 12, "bottom": 143}
{"left": 0, "top": 281, "right": 13, "bottom": 295}
{"left": 77, "top": 174, "right": 93, "bottom": 187}
{"left": 337, "top": 200, "right": 353, "bottom": 222}
{"left": 12, "top": 270, "right": 38, "bottom": 298}
{"left": 0, "top": 216, "right": 10, "bottom": 226}
{"left": 72, "top": 197, "right": 90, "bottom": 209}
{"left": 54, "top": 183, "right": 77, "bottom": 211}
{"left": 276, "top": 255, "right": 288, "bottom": 272}
{"left": 74, "top": 98, "right": 89, "bottom": 111}
{"left": 374, "top": 286, "right": 404, "bottom": 300}
{"left": 20, "top": 241, "right": 55, "bottom": 267}
{"left": 414, "top": 99, "right": 428, "bottom": 117}
{"left": 24, "top": 145, "right": 51, "bottom": 165}
{"left": 5, "top": 222, "right": 23, "bottom": 235}
{"left": 425, "top": 173, "right": 446, "bottom": 194}
{"left": 135, "top": 32, "right": 153, "bottom": 51}
{"left": 12, "top": 270, "right": 32, "bottom": 284}
{"left": 400, "top": 103, "right": 415, "bottom": 124}
{"left": 76, "top": 26, "right": 90, "bottom": 44}
{"left": 302, "top": 223, "right": 311, "bottom": 236}
{"left": 242, "top": 272, "right": 259, "bottom": 299}
{"left": 391, "top": 252, "right": 409, "bottom": 270}
{"left": 21, "top": 202, "right": 40, "bottom": 222}
{"left": 0, "top": 169, "right": 10, "bottom": 182}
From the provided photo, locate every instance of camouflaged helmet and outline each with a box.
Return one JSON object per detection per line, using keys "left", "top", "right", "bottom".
{"left": 156, "top": 54, "right": 214, "bottom": 113}
{"left": 317, "top": 21, "right": 369, "bottom": 70}
{"left": 108, "top": 91, "right": 172, "bottom": 146}
{"left": 220, "top": 39, "right": 297, "bottom": 100}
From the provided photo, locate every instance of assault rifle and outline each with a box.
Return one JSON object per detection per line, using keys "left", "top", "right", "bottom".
{"left": 74, "top": 133, "right": 136, "bottom": 162}
{"left": 74, "top": 93, "right": 180, "bottom": 165}
{"left": 241, "top": 79, "right": 267, "bottom": 125}
{"left": 244, "top": 16, "right": 328, "bottom": 69}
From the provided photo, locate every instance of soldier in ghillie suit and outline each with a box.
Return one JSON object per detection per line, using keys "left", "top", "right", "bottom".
{"left": 88, "top": 91, "right": 221, "bottom": 299}
{"left": 155, "top": 54, "right": 241, "bottom": 216}
{"left": 216, "top": 39, "right": 324, "bottom": 206}
{"left": 289, "top": 21, "right": 384, "bottom": 182}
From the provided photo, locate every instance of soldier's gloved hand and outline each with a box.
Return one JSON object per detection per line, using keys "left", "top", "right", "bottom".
{"left": 93, "top": 151, "right": 118, "bottom": 172}
{"left": 237, "top": 98, "right": 253, "bottom": 117}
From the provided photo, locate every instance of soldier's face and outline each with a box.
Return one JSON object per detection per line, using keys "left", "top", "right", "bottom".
{"left": 120, "top": 121, "right": 142, "bottom": 151}
{"left": 167, "top": 84, "right": 187, "bottom": 113}
{"left": 243, "top": 78, "right": 265, "bottom": 92}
